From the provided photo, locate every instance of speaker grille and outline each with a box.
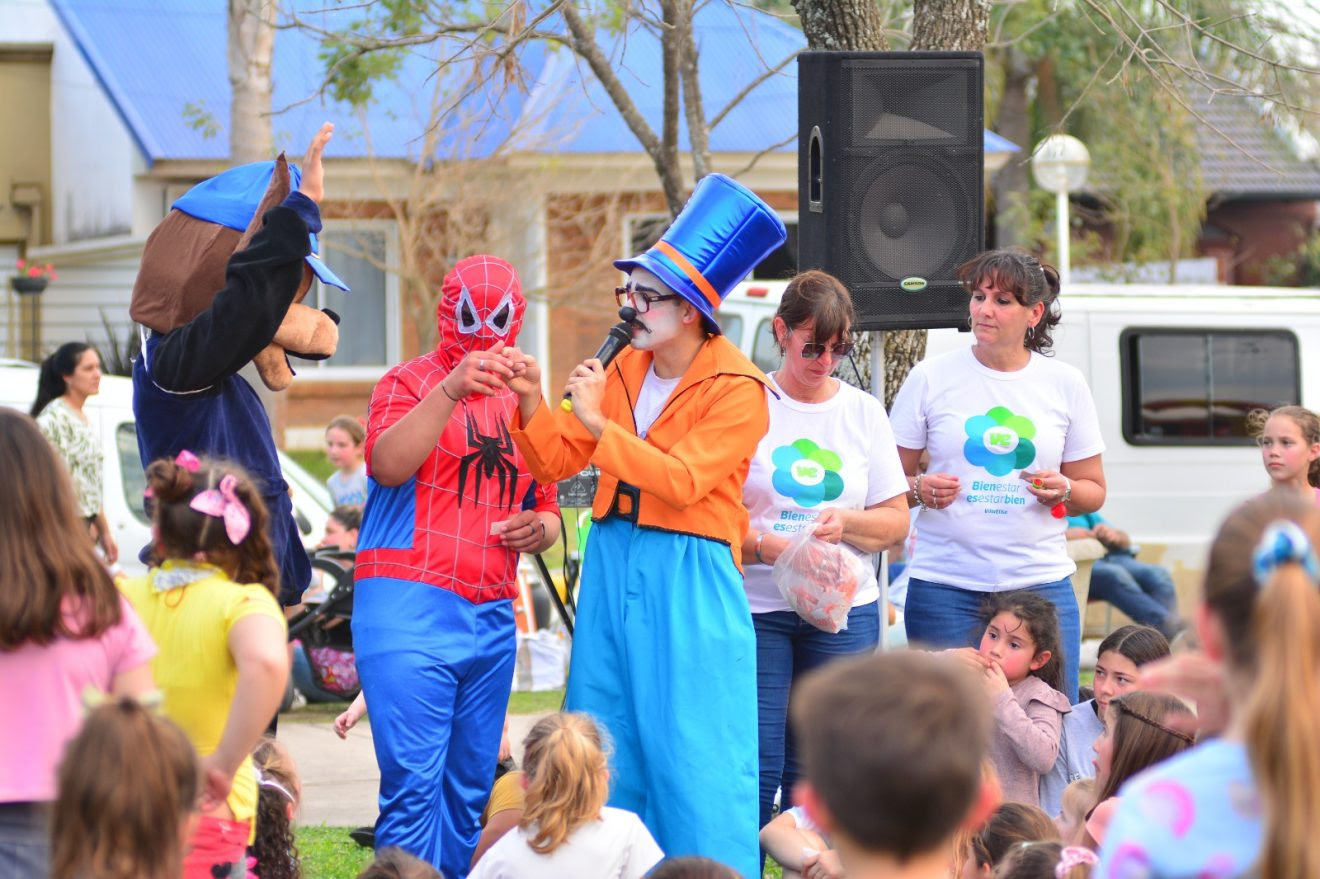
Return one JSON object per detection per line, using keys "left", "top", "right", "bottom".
{"left": 798, "top": 52, "right": 985, "bottom": 332}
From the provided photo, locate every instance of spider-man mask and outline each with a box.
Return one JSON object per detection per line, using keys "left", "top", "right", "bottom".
{"left": 436, "top": 254, "right": 526, "bottom": 370}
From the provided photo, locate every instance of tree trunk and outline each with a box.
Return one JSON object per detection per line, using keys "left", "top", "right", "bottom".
{"left": 793, "top": 0, "right": 890, "bottom": 51}
{"left": 991, "top": 48, "right": 1033, "bottom": 248}
{"left": 912, "top": 0, "right": 987, "bottom": 52}
{"left": 228, "top": 0, "right": 276, "bottom": 164}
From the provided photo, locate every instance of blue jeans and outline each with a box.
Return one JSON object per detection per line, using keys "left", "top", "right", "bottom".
{"left": 1088, "top": 553, "right": 1178, "bottom": 635}
{"left": 905, "top": 578, "right": 1081, "bottom": 703}
{"left": 752, "top": 602, "right": 881, "bottom": 833}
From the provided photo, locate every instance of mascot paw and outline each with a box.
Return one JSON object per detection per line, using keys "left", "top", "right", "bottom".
{"left": 255, "top": 303, "right": 340, "bottom": 391}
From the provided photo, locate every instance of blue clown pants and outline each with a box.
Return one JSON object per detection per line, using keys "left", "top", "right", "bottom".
{"left": 352, "top": 578, "right": 514, "bottom": 879}
{"left": 566, "top": 518, "right": 760, "bottom": 878}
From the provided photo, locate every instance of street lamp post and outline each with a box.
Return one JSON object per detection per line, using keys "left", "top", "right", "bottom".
{"left": 1031, "top": 134, "right": 1091, "bottom": 287}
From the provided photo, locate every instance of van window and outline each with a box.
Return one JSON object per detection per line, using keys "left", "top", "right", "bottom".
{"left": 714, "top": 313, "right": 743, "bottom": 345}
{"left": 751, "top": 318, "right": 780, "bottom": 374}
{"left": 117, "top": 423, "right": 150, "bottom": 524}
{"left": 1121, "top": 329, "right": 1300, "bottom": 445}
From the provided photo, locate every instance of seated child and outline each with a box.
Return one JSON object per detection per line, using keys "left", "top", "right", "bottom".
{"left": 993, "top": 841, "right": 1096, "bottom": 878}
{"left": 790, "top": 650, "right": 997, "bottom": 879}
{"left": 1054, "top": 779, "right": 1094, "bottom": 844}
{"left": 949, "top": 591, "right": 1070, "bottom": 806}
{"left": 644, "top": 856, "right": 740, "bottom": 878}
{"left": 959, "top": 803, "right": 1058, "bottom": 879}
{"left": 357, "top": 847, "right": 443, "bottom": 879}
{"left": 469, "top": 713, "right": 663, "bottom": 879}
{"left": 50, "top": 698, "right": 200, "bottom": 879}
{"left": 759, "top": 803, "right": 841, "bottom": 879}
{"left": 250, "top": 736, "right": 302, "bottom": 878}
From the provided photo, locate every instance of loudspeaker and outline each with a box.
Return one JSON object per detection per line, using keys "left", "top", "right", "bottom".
{"left": 798, "top": 51, "right": 984, "bottom": 331}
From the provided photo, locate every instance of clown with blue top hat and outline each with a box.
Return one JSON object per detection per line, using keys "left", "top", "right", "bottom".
{"left": 130, "top": 121, "right": 347, "bottom": 607}
{"left": 504, "top": 173, "right": 786, "bottom": 878}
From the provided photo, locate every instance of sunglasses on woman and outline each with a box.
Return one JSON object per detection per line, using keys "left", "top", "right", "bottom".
{"left": 799, "top": 339, "right": 855, "bottom": 360}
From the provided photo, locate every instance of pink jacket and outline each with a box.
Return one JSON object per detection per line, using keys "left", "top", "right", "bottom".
{"left": 989, "top": 675, "right": 1071, "bottom": 806}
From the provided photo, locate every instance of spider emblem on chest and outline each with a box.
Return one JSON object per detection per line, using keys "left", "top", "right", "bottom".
{"left": 456, "top": 414, "right": 519, "bottom": 509}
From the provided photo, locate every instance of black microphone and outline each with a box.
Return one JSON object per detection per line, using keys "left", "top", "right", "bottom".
{"left": 561, "top": 306, "right": 638, "bottom": 412}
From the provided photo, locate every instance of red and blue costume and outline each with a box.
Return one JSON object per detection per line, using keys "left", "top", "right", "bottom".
{"left": 353, "top": 256, "right": 556, "bottom": 877}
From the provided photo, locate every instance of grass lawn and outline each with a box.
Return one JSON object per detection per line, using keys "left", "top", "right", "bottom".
{"left": 289, "top": 448, "right": 335, "bottom": 483}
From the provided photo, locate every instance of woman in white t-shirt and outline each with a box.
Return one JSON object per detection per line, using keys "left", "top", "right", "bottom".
{"left": 739, "top": 270, "right": 911, "bottom": 838}
{"left": 889, "top": 249, "right": 1107, "bottom": 703}
{"left": 469, "top": 712, "right": 663, "bottom": 879}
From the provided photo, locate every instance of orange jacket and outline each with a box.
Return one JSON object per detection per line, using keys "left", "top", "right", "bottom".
{"left": 511, "top": 335, "right": 770, "bottom": 571}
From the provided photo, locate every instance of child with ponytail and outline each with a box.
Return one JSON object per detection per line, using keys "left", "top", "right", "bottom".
{"left": 469, "top": 712, "right": 663, "bottom": 879}
{"left": 1247, "top": 405, "right": 1320, "bottom": 502}
{"left": 249, "top": 737, "right": 302, "bottom": 879}
{"left": 1097, "top": 492, "right": 1320, "bottom": 877}
{"left": 119, "top": 452, "right": 289, "bottom": 879}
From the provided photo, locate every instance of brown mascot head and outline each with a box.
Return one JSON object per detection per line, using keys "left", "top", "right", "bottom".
{"left": 129, "top": 154, "right": 347, "bottom": 391}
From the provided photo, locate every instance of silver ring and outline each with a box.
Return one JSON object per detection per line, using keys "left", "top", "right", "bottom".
{"left": 479, "top": 359, "right": 486, "bottom": 371}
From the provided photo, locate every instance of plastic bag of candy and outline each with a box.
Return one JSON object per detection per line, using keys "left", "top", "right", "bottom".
{"left": 771, "top": 527, "right": 867, "bottom": 633}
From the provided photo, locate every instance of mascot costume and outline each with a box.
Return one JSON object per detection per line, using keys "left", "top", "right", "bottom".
{"left": 353, "top": 254, "right": 559, "bottom": 877}
{"left": 129, "top": 124, "right": 345, "bottom": 605}
{"left": 510, "top": 174, "right": 786, "bottom": 877}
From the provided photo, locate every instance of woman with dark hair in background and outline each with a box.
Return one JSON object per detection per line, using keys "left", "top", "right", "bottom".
{"left": 31, "top": 341, "right": 118, "bottom": 564}
{"left": 889, "top": 248, "right": 1107, "bottom": 702}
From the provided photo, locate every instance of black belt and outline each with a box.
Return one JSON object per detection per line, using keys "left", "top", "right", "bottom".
{"left": 605, "top": 481, "right": 641, "bottom": 523}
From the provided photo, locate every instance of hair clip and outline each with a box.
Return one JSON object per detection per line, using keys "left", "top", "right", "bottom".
{"left": 254, "top": 766, "right": 296, "bottom": 802}
{"left": 1056, "top": 846, "right": 1098, "bottom": 877}
{"left": 175, "top": 449, "right": 201, "bottom": 473}
{"left": 80, "top": 686, "right": 164, "bottom": 714}
{"left": 1252, "top": 520, "right": 1320, "bottom": 586}
{"left": 189, "top": 473, "right": 251, "bottom": 544}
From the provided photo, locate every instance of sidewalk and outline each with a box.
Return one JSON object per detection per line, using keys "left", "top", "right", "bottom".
{"left": 281, "top": 711, "right": 550, "bottom": 827}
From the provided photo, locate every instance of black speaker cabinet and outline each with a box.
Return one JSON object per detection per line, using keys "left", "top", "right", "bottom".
{"left": 798, "top": 51, "right": 984, "bottom": 331}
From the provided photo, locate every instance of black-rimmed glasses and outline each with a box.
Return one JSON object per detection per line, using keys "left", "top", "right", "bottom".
{"left": 615, "top": 285, "right": 681, "bottom": 314}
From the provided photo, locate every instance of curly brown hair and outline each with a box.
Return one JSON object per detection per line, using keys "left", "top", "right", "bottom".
{"left": 251, "top": 736, "right": 301, "bottom": 879}
{"left": 1247, "top": 405, "right": 1320, "bottom": 488}
{"left": 958, "top": 248, "right": 1062, "bottom": 354}
{"left": 145, "top": 455, "right": 279, "bottom": 594}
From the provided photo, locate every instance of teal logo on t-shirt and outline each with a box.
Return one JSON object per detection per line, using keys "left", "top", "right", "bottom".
{"left": 963, "top": 406, "right": 1037, "bottom": 476}
{"left": 772, "top": 439, "right": 844, "bottom": 507}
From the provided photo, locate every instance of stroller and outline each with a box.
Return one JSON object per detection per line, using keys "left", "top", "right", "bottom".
{"left": 287, "top": 548, "right": 360, "bottom": 701}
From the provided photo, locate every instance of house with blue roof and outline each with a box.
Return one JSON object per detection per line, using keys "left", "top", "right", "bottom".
{"left": 0, "top": 0, "right": 1017, "bottom": 442}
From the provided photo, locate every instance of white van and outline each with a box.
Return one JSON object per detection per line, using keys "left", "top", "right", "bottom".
{"left": 0, "top": 359, "right": 331, "bottom": 575}
{"left": 717, "top": 280, "right": 1319, "bottom": 602}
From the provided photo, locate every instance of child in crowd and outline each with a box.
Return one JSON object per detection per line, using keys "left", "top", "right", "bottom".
{"left": 644, "top": 857, "right": 740, "bottom": 878}
{"left": 0, "top": 410, "right": 156, "bottom": 875}
{"left": 759, "top": 801, "right": 841, "bottom": 879}
{"left": 325, "top": 415, "right": 368, "bottom": 507}
{"left": 994, "top": 842, "right": 1095, "bottom": 878}
{"left": 469, "top": 713, "right": 663, "bottom": 879}
{"left": 791, "top": 651, "right": 996, "bottom": 879}
{"left": 958, "top": 803, "right": 1058, "bottom": 879}
{"left": 120, "top": 453, "right": 290, "bottom": 878}
{"left": 320, "top": 504, "right": 362, "bottom": 554}
{"left": 952, "top": 591, "right": 1070, "bottom": 806}
{"left": 50, "top": 698, "right": 200, "bottom": 879}
{"left": 1098, "top": 493, "right": 1320, "bottom": 876}
{"left": 1054, "top": 779, "right": 1094, "bottom": 845}
{"left": 250, "top": 737, "right": 302, "bottom": 879}
{"left": 1039, "top": 625, "right": 1169, "bottom": 816}
{"left": 1081, "top": 692, "right": 1193, "bottom": 849}
{"left": 1248, "top": 404, "right": 1320, "bottom": 502}
{"left": 357, "top": 847, "right": 443, "bottom": 879}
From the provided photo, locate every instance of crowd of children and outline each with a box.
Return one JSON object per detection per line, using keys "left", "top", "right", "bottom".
{"left": 7, "top": 317, "right": 1320, "bottom": 879}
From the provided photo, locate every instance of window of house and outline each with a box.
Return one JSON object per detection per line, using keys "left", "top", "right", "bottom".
{"left": 295, "top": 223, "right": 401, "bottom": 375}
{"left": 1121, "top": 328, "right": 1300, "bottom": 444}
{"left": 625, "top": 213, "right": 797, "bottom": 282}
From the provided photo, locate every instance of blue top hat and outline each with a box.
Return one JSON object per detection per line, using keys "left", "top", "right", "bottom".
{"left": 615, "top": 173, "right": 786, "bottom": 334}
{"left": 172, "top": 160, "right": 350, "bottom": 292}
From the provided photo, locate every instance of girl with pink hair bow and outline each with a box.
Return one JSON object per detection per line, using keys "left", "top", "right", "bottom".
{"left": 118, "top": 453, "right": 288, "bottom": 879}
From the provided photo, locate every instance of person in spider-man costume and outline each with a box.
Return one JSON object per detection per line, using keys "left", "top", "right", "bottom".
{"left": 353, "top": 254, "right": 560, "bottom": 877}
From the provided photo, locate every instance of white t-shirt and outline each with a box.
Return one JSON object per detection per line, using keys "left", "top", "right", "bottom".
{"left": 633, "top": 365, "right": 681, "bottom": 439}
{"left": 742, "top": 376, "right": 910, "bottom": 614}
{"left": 469, "top": 806, "right": 664, "bottom": 879}
{"left": 889, "top": 347, "right": 1104, "bottom": 589}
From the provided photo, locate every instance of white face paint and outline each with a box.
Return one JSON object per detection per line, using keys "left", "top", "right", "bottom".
{"left": 626, "top": 267, "right": 687, "bottom": 351}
